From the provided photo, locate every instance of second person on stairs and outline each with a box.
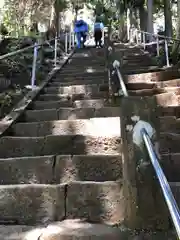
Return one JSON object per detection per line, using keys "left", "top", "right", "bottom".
{"left": 94, "top": 19, "right": 104, "bottom": 48}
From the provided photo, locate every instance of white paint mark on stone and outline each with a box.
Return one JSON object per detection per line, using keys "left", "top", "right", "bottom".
{"left": 126, "top": 124, "right": 133, "bottom": 132}
{"left": 108, "top": 46, "right": 112, "bottom": 51}
{"left": 132, "top": 120, "right": 155, "bottom": 147}
{"left": 131, "top": 115, "right": 140, "bottom": 122}
{"left": 113, "top": 60, "right": 120, "bottom": 68}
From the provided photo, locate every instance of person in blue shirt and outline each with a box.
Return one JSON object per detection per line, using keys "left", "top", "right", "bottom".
{"left": 94, "top": 19, "right": 104, "bottom": 48}
{"left": 74, "top": 19, "right": 88, "bottom": 48}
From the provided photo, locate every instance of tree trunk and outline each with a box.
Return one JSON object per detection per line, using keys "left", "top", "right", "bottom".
{"left": 139, "top": 4, "right": 148, "bottom": 40}
{"left": 164, "top": 0, "right": 172, "bottom": 37}
{"left": 139, "top": 5, "right": 147, "bottom": 32}
{"left": 127, "top": 8, "right": 130, "bottom": 41}
{"left": 147, "top": 0, "right": 154, "bottom": 41}
{"left": 172, "top": 0, "right": 180, "bottom": 63}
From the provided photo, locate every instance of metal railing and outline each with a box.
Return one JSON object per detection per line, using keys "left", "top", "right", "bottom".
{"left": 111, "top": 56, "right": 180, "bottom": 238}
{"left": 128, "top": 28, "right": 180, "bottom": 67}
{"left": 0, "top": 30, "right": 75, "bottom": 90}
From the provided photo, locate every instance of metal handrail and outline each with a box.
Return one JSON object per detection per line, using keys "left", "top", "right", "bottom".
{"left": 142, "top": 128, "right": 180, "bottom": 238}
{"left": 0, "top": 37, "right": 57, "bottom": 60}
{"left": 136, "top": 29, "right": 180, "bottom": 42}
{"left": 114, "top": 66, "right": 128, "bottom": 97}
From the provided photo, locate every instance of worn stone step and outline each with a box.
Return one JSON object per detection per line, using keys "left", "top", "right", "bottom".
{"left": 54, "top": 155, "right": 122, "bottom": 183}
{"left": 0, "top": 155, "right": 54, "bottom": 184}
{"left": 65, "top": 181, "right": 124, "bottom": 225}
{"left": 37, "top": 92, "right": 107, "bottom": 101}
{"left": 160, "top": 116, "right": 180, "bottom": 132}
{"left": 122, "top": 66, "right": 160, "bottom": 75}
{"left": 0, "top": 155, "right": 122, "bottom": 184}
{"left": 31, "top": 99, "right": 73, "bottom": 110}
{"left": 158, "top": 106, "right": 180, "bottom": 117}
{"left": 43, "top": 84, "right": 104, "bottom": 95}
{"left": 24, "top": 107, "right": 119, "bottom": 122}
{"left": 39, "top": 220, "right": 122, "bottom": 240}
{"left": 124, "top": 70, "right": 180, "bottom": 83}
{"left": 170, "top": 182, "right": 180, "bottom": 210}
{"left": 74, "top": 99, "right": 110, "bottom": 108}
{"left": 0, "top": 184, "right": 65, "bottom": 224}
{"left": 49, "top": 79, "right": 105, "bottom": 86}
{"left": 0, "top": 135, "right": 121, "bottom": 158}
{"left": 0, "top": 225, "right": 43, "bottom": 240}
{"left": 161, "top": 154, "right": 180, "bottom": 182}
{"left": 58, "top": 71, "right": 107, "bottom": 78}
{"left": 12, "top": 117, "right": 121, "bottom": 137}
{"left": 129, "top": 87, "right": 180, "bottom": 97}
{"left": 156, "top": 93, "right": 179, "bottom": 107}
{"left": 156, "top": 78, "right": 180, "bottom": 88}
{"left": 53, "top": 75, "right": 107, "bottom": 82}
{"left": 60, "top": 67, "right": 105, "bottom": 73}
{"left": 160, "top": 132, "right": 180, "bottom": 153}
{"left": 126, "top": 82, "right": 156, "bottom": 90}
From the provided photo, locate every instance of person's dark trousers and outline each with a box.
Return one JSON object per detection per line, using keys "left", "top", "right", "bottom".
{"left": 94, "top": 29, "right": 102, "bottom": 47}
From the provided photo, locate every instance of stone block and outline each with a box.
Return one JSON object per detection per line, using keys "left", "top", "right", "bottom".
{"left": 65, "top": 181, "right": 124, "bottom": 224}
{"left": 0, "top": 184, "right": 65, "bottom": 224}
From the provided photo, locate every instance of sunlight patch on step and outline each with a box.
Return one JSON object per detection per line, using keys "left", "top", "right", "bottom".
{"left": 0, "top": 225, "right": 44, "bottom": 240}
{"left": 86, "top": 67, "right": 96, "bottom": 73}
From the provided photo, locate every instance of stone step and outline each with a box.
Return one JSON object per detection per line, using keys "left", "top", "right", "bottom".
{"left": 156, "top": 78, "right": 180, "bottom": 88}
{"left": 0, "top": 155, "right": 122, "bottom": 184}
{"left": 60, "top": 67, "right": 105, "bottom": 73}
{"left": 158, "top": 106, "right": 180, "bottom": 117}
{"left": 156, "top": 93, "right": 179, "bottom": 107}
{"left": 39, "top": 220, "right": 122, "bottom": 240}
{"left": 37, "top": 92, "right": 107, "bottom": 101}
{"left": 53, "top": 75, "right": 107, "bottom": 82}
{"left": 170, "top": 182, "right": 180, "bottom": 210}
{"left": 122, "top": 66, "right": 160, "bottom": 75}
{"left": 0, "top": 181, "right": 123, "bottom": 225}
{"left": 161, "top": 154, "right": 180, "bottom": 182}
{"left": 160, "top": 132, "right": 180, "bottom": 153}
{"left": 129, "top": 87, "right": 180, "bottom": 97}
{"left": 0, "top": 135, "right": 121, "bottom": 158}
{"left": 123, "top": 61, "right": 152, "bottom": 67}
{"left": 0, "top": 184, "right": 65, "bottom": 225}
{"left": 12, "top": 117, "right": 121, "bottom": 137}
{"left": 58, "top": 71, "right": 107, "bottom": 78}
{"left": 124, "top": 70, "right": 180, "bottom": 83}
{"left": 64, "top": 181, "right": 124, "bottom": 224}
{"left": 31, "top": 99, "right": 73, "bottom": 110}
{"left": 160, "top": 116, "right": 180, "bottom": 132}
{"left": 49, "top": 79, "right": 105, "bottom": 86}
{"left": 126, "top": 82, "right": 156, "bottom": 90}
{"left": 43, "top": 84, "right": 105, "bottom": 95}
{"left": 0, "top": 225, "right": 43, "bottom": 240}
{"left": 24, "top": 107, "right": 119, "bottom": 122}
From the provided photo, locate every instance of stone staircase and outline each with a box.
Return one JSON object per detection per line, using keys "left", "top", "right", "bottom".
{"left": 0, "top": 45, "right": 178, "bottom": 239}
{"left": 0, "top": 48, "right": 126, "bottom": 239}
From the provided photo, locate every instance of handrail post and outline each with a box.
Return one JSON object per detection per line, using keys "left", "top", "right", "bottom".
{"left": 165, "top": 38, "right": 170, "bottom": 67}
{"left": 156, "top": 36, "right": 160, "bottom": 56}
{"left": 136, "top": 29, "right": 138, "bottom": 44}
{"left": 65, "top": 32, "right": 68, "bottom": 54}
{"left": 72, "top": 32, "right": 75, "bottom": 48}
{"left": 69, "top": 28, "right": 72, "bottom": 50}
{"left": 129, "top": 28, "right": 132, "bottom": 43}
{"left": 31, "top": 42, "right": 38, "bottom": 88}
{"left": 143, "top": 32, "right": 146, "bottom": 50}
{"left": 54, "top": 34, "right": 58, "bottom": 67}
